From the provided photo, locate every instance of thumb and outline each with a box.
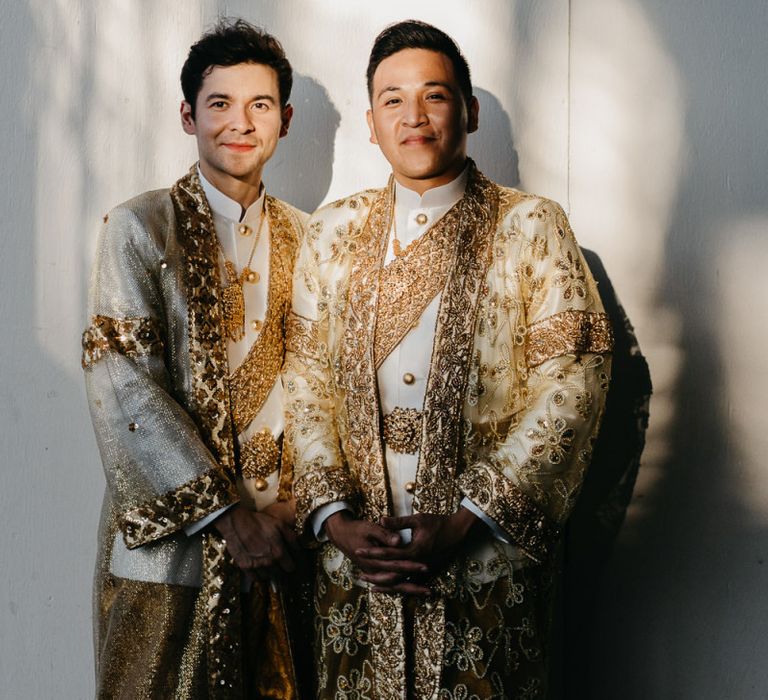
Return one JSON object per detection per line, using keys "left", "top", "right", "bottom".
{"left": 380, "top": 515, "right": 419, "bottom": 531}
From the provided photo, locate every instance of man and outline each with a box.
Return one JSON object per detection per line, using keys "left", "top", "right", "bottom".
{"left": 284, "top": 20, "right": 613, "bottom": 699}
{"left": 82, "top": 20, "right": 307, "bottom": 698}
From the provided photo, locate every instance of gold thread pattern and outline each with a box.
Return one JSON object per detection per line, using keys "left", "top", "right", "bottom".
{"left": 171, "top": 167, "right": 237, "bottom": 480}
{"left": 413, "top": 164, "right": 500, "bottom": 518}
{"left": 526, "top": 310, "right": 613, "bottom": 368}
{"left": 285, "top": 312, "right": 321, "bottom": 360}
{"left": 373, "top": 198, "right": 464, "bottom": 369}
{"left": 241, "top": 429, "right": 280, "bottom": 480}
{"left": 81, "top": 314, "right": 164, "bottom": 369}
{"left": 228, "top": 196, "right": 300, "bottom": 435}
{"left": 381, "top": 407, "right": 423, "bottom": 454}
{"left": 457, "top": 462, "right": 560, "bottom": 563}
{"left": 120, "top": 470, "right": 236, "bottom": 549}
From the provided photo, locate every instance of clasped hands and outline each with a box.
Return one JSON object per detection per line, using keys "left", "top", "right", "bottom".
{"left": 324, "top": 508, "right": 479, "bottom": 595}
{"left": 214, "top": 500, "right": 299, "bottom": 580}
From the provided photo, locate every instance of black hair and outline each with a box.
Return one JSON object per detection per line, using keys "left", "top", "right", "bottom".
{"left": 366, "top": 20, "right": 472, "bottom": 104}
{"left": 181, "top": 18, "right": 292, "bottom": 117}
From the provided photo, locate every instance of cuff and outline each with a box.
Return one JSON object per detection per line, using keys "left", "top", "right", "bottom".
{"left": 311, "top": 501, "right": 353, "bottom": 542}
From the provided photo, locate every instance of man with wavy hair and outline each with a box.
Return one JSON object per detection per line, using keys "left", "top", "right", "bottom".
{"left": 83, "top": 19, "right": 307, "bottom": 698}
{"left": 285, "top": 20, "right": 613, "bottom": 698}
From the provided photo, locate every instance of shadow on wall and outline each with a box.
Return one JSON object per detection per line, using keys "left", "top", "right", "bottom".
{"left": 265, "top": 73, "right": 340, "bottom": 213}
{"left": 468, "top": 88, "right": 520, "bottom": 188}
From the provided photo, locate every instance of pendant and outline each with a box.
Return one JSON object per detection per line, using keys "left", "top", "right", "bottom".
{"left": 221, "top": 282, "right": 245, "bottom": 341}
{"left": 243, "top": 267, "right": 260, "bottom": 284}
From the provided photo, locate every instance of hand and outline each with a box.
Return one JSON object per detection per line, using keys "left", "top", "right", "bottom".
{"left": 213, "top": 504, "right": 299, "bottom": 579}
{"left": 262, "top": 498, "right": 296, "bottom": 529}
{"left": 356, "top": 509, "right": 480, "bottom": 594}
{"left": 323, "top": 511, "right": 429, "bottom": 593}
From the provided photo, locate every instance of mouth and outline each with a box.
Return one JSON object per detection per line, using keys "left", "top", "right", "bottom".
{"left": 401, "top": 135, "right": 436, "bottom": 146}
{"left": 223, "top": 143, "right": 256, "bottom": 152}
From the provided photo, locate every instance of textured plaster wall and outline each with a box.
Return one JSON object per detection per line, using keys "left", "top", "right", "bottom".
{"left": 0, "top": 0, "right": 764, "bottom": 697}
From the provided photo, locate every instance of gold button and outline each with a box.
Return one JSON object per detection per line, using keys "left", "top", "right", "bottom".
{"left": 128, "top": 422, "right": 138, "bottom": 432}
{"left": 160, "top": 260, "right": 168, "bottom": 269}
{"left": 415, "top": 213, "right": 428, "bottom": 225}
{"left": 404, "top": 481, "right": 416, "bottom": 494}
{"left": 403, "top": 372, "right": 415, "bottom": 385}
{"left": 238, "top": 224, "right": 252, "bottom": 236}
{"left": 254, "top": 478, "right": 268, "bottom": 492}
{"left": 251, "top": 319, "right": 263, "bottom": 331}
{"left": 245, "top": 270, "right": 259, "bottom": 283}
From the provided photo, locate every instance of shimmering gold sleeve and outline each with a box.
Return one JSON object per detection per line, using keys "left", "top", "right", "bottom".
{"left": 459, "top": 197, "right": 612, "bottom": 560}
{"left": 84, "top": 202, "right": 237, "bottom": 548}
{"left": 283, "top": 216, "right": 359, "bottom": 534}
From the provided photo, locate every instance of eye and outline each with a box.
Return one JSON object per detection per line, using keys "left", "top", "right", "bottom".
{"left": 426, "top": 92, "right": 447, "bottom": 101}
{"left": 251, "top": 101, "right": 270, "bottom": 111}
{"left": 209, "top": 100, "right": 227, "bottom": 109}
{"left": 383, "top": 96, "right": 402, "bottom": 106}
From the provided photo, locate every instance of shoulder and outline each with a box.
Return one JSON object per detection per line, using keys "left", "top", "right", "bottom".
{"left": 310, "top": 187, "right": 383, "bottom": 227}
{"left": 493, "top": 186, "right": 574, "bottom": 246}
{"left": 102, "top": 188, "right": 174, "bottom": 238}
{"left": 266, "top": 195, "right": 309, "bottom": 247}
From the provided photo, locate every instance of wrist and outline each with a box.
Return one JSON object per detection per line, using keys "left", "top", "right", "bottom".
{"left": 324, "top": 510, "right": 351, "bottom": 543}
{"left": 452, "top": 507, "right": 479, "bottom": 539}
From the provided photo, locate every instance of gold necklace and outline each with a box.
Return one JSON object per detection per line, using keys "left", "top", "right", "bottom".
{"left": 391, "top": 189, "right": 406, "bottom": 258}
{"left": 219, "top": 200, "right": 267, "bottom": 342}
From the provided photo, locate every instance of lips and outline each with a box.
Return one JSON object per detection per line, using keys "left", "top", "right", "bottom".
{"left": 223, "top": 143, "right": 256, "bottom": 152}
{"left": 401, "top": 135, "right": 436, "bottom": 145}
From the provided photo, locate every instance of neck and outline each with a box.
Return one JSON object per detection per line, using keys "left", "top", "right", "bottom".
{"left": 199, "top": 162, "right": 263, "bottom": 211}
{"left": 393, "top": 158, "right": 468, "bottom": 196}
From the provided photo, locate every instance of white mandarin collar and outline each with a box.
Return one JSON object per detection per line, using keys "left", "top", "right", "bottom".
{"left": 394, "top": 165, "right": 469, "bottom": 213}
{"left": 198, "top": 165, "right": 266, "bottom": 225}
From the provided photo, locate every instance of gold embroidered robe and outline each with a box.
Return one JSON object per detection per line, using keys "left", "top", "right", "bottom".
{"left": 284, "top": 163, "right": 613, "bottom": 699}
{"left": 82, "top": 167, "right": 306, "bottom": 699}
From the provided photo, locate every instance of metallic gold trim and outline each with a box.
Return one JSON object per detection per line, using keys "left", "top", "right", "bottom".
{"left": 241, "top": 429, "right": 280, "bottom": 481}
{"left": 457, "top": 462, "right": 560, "bottom": 564}
{"left": 369, "top": 592, "right": 407, "bottom": 700}
{"left": 381, "top": 407, "right": 423, "bottom": 454}
{"left": 413, "top": 163, "right": 500, "bottom": 517}
{"left": 526, "top": 309, "right": 614, "bottom": 368}
{"left": 120, "top": 469, "right": 236, "bottom": 549}
{"left": 228, "top": 196, "right": 300, "bottom": 435}
{"left": 171, "top": 166, "right": 237, "bottom": 479}
{"left": 81, "top": 314, "right": 163, "bottom": 369}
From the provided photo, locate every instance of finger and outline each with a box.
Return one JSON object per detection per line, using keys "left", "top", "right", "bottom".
{"left": 356, "top": 546, "right": 418, "bottom": 562}
{"left": 367, "top": 524, "right": 402, "bottom": 547}
{"left": 380, "top": 515, "right": 420, "bottom": 531}
{"left": 275, "top": 545, "right": 297, "bottom": 574}
{"left": 355, "top": 556, "right": 426, "bottom": 573}
{"left": 371, "top": 581, "right": 432, "bottom": 596}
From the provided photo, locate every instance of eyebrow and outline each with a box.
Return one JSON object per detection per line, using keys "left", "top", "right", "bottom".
{"left": 376, "top": 81, "right": 455, "bottom": 100}
{"left": 204, "top": 92, "right": 277, "bottom": 104}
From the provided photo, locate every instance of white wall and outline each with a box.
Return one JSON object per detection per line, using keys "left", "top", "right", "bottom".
{"left": 0, "top": 0, "right": 765, "bottom": 697}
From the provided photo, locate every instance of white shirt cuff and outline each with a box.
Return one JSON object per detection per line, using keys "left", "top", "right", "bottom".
{"left": 311, "top": 501, "right": 353, "bottom": 542}
{"left": 184, "top": 504, "right": 234, "bottom": 536}
{"left": 461, "top": 497, "right": 510, "bottom": 544}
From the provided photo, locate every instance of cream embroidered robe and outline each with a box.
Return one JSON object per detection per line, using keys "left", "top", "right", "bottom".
{"left": 284, "top": 163, "right": 613, "bottom": 699}
{"left": 82, "top": 166, "right": 305, "bottom": 699}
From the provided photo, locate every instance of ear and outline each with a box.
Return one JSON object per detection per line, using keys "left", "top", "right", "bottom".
{"left": 180, "top": 101, "right": 196, "bottom": 135}
{"left": 279, "top": 104, "right": 294, "bottom": 138}
{"left": 467, "top": 96, "right": 479, "bottom": 134}
{"left": 366, "top": 109, "right": 378, "bottom": 145}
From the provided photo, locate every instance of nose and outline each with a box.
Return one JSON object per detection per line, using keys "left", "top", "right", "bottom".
{"left": 401, "top": 98, "right": 427, "bottom": 127}
{"left": 229, "top": 104, "right": 254, "bottom": 133}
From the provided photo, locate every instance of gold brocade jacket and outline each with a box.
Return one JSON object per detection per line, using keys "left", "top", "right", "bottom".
{"left": 284, "top": 163, "right": 613, "bottom": 696}
{"left": 82, "top": 166, "right": 305, "bottom": 695}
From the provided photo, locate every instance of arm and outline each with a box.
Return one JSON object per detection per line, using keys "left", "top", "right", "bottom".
{"left": 83, "top": 203, "right": 238, "bottom": 549}
{"left": 282, "top": 218, "right": 359, "bottom": 534}
{"left": 457, "top": 198, "right": 613, "bottom": 562}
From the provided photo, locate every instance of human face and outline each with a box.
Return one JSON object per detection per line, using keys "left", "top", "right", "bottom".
{"left": 366, "top": 48, "right": 478, "bottom": 194}
{"left": 180, "top": 62, "right": 292, "bottom": 207}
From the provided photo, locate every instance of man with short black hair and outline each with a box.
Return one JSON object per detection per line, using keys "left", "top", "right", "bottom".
{"left": 84, "top": 19, "right": 306, "bottom": 698}
{"left": 285, "top": 20, "right": 613, "bottom": 698}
